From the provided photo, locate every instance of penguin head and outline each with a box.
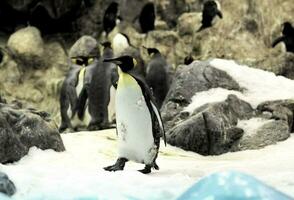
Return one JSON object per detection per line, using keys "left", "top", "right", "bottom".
{"left": 143, "top": 46, "right": 160, "bottom": 56}
{"left": 71, "top": 56, "right": 96, "bottom": 66}
{"left": 104, "top": 56, "right": 137, "bottom": 72}
{"left": 282, "top": 22, "right": 293, "bottom": 36}
{"left": 101, "top": 41, "right": 112, "bottom": 49}
{"left": 203, "top": 0, "right": 223, "bottom": 18}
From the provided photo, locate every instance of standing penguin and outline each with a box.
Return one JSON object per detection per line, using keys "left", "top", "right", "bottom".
{"left": 139, "top": 2, "right": 156, "bottom": 33}
{"left": 103, "top": 2, "right": 120, "bottom": 36}
{"left": 272, "top": 22, "right": 294, "bottom": 53}
{"left": 198, "top": 0, "right": 223, "bottom": 32}
{"left": 103, "top": 55, "right": 166, "bottom": 174}
{"left": 145, "top": 47, "right": 170, "bottom": 108}
{"left": 59, "top": 36, "right": 100, "bottom": 132}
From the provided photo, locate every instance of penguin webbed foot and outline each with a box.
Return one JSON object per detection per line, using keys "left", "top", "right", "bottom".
{"left": 104, "top": 158, "right": 128, "bottom": 172}
{"left": 138, "top": 165, "right": 152, "bottom": 174}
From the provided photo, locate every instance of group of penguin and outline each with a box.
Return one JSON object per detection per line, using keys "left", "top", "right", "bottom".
{"left": 58, "top": 0, "right": 294, "bottom": 174}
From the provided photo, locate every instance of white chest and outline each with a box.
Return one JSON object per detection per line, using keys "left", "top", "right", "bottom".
{"left": 116, "top": 74, "right": 157, "bottom": 164}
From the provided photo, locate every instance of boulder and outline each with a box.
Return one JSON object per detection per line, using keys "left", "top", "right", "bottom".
{"left": 7, "top": 26, "right": 45, "bottom": 69}
{"left": 0, "top": 172, "right": 16, "bottom": 196}
{"left": 69, "top": 35, "right": 99, "bottom": 58}
{"left": 161, "top": 61, "right": 241, "bottom": 131}
{"left": 167, "top": 95, "right": 254, "bottom": 155}
{"left": 0, "top": 102, "right": 65, "bottom": 164}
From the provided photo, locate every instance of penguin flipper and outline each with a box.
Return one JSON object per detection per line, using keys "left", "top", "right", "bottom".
{"left": 76, "top": 85, "right": 89, "bottom": 120}
{"left": 272, "top": 36, "right": 285, "bottom": 47}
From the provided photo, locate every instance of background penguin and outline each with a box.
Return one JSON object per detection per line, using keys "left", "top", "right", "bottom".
{"left": 0, "top": 48, "right": 3, "bottom": 64}
{"left": 145, "top": 47, "right": 170, "bottom": 108}
{"left": 139, "top": 2, "right": 156, "bottom": 33}
{"left": 103, "top": 2, "right": 120, "bottom": 36}
{"left": 59, "top": 36, "right": 100, "bottom": 132}
{"left": 198, "top": 0, "right": 223, "bottom": 32}
{"left": 272, "top": 22, "right": 294, "bottom": 53}
{"left": 103, "top": 55, "right": 166, "bottom": 174}
{"left": 84, "top": 41, "right": 116, "bottom": 130}
{"left": 112, "top": 32, "right": 146, "bottom": 76}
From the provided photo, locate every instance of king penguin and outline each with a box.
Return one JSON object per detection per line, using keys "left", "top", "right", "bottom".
{"left": 103, "top": 2, "right": 120, "bottom": 36}
{"left": 198, "top": 0, "right": 223, "bottom": 32}
{"left": 103, "top": 55, "right": 166, "bottom": 174}
{"left": 144, "top": 47, "right": 170, "bottom": 108}
{"left": 59, "top": 36, "right": 100, "bottom": 132}
{"left": 272, "top": 22, "right": 294, "bottom": 53}
{"left": 139, "top": 2, "right": 156, "bottom": 33}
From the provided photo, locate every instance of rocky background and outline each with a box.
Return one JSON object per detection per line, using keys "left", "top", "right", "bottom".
{"left": 0, "top": 0, "right": 293, "bottom": 158}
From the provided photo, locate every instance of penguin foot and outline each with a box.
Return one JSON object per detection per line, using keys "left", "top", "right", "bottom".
{"left": 104, "top": 158, "right": 128, "bottom": 172}
{"left": 138, "top": 165, "right": 152, "bottom": 174}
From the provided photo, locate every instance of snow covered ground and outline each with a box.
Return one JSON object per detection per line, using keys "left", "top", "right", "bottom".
{"left": 185, "top": 59, "right": 294, "bottom": 113}
{"left": 1, "top": 129, "right": 294, "bottom": 200}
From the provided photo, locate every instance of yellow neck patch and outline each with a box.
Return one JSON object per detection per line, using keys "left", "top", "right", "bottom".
{"left": 79, "top": 67, "right": 86, "bottom": 82}
{"left": 117, "top": 70, "right": 137, "bottom": 89}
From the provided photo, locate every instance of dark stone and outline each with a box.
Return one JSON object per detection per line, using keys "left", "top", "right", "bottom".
{"left": 161, "top": 61, "right": 241, "bottom": 131}
{"left": 0, "top": 172, "right": 16, "bottom": 196}
{"left": 0, "top": 102, "right": 65, "bottom": 164}
{"left": 167, "top": 95, "right": 253, "bottom": 155}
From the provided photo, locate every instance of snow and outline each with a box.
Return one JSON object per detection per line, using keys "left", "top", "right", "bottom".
{"left": 185, "top": 59, "right": 294, "bottom": 113}
{"left": 237, "top": 118, "right": 274, "bottom": 136}
{"left": 1, "top": 129, "right": 294, "bottom": 199}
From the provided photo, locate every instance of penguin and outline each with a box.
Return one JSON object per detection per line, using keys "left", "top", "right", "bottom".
{"left": 198, "top": 0, "right": 223, "bottom": 32}
{"left": 101, "top": 41, "right": 118, "bottom": 124}
{"left": 103, "top": 55, "right": 166, "bottom": 174}
{"left": 139, "top": 2, "right": 156, "bottom": 33}
{"left": 112, "top": 32, "right": 131, "bottom": 56}
{"left": 103, "top": 2, "right": 120, "bottom": 36}
{"left": 0, "top": 49, "right": 3, "bottom": 64}
{"left": 59, "top": 56, "right": 97, "bottom": 132}
{"left": 272, "top": 22, "right": 294, "bottom": 53}
{"left": 144, "top": 47, "right": 170, "bottom": 108}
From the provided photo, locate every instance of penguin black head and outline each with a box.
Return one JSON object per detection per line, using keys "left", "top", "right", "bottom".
{"left": 282, "top": 22, "right": 294, "bottom": 36}
{"left": 199, "top": 0, "right": 223, "bottom": 31}
{"left": 143, "top": 47, "right": 160, "bottom": 56}
{"left": 103, "top": 2, "right": 120, "bottom": 35}
{"left": 71, "top": 56, "right": 96, "bottom": 66}
{"left": 101, "top": 41, "right": 112, "bottom": 49}
{"left": 104, "top": 56, "right": 137, "bottom": 72}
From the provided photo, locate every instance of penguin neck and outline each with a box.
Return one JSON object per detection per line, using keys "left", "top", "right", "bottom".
{"left": 117, "top": 68, "right": 134, "bottom": 87}
{"left": 78, "top": 66, "right": 86, "bottom": 83}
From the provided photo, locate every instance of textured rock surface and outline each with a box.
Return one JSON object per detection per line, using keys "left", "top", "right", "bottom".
{"left": 0, "top": 172, "right": 16, "bottom": 196}
{"left": 161, "top": 61, "right": 241, "bottom": 131}
{"left": 0, "top": 102, "right": 65, "bottom": 164}
{"left": 167, "top": 95, "right": 253, "bottom": 155}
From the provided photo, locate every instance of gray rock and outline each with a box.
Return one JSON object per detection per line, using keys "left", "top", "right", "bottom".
{"left": 161, "top": 61, "right": 241, "bottom": 131}
{"left": 0, "top": 172, "right": 16, "bottom": 196}
{"left": 69, "top": 35, "right": 99, "bottom": 58}
{"left": 235, "top": 120, "right": 290, "bottom": 150}
{"left": 0, "top": 103, "right": 65, "bottom": 164}
{"left": 167, "top": 95, "right": 253, "bottom": 155}
{"left": 7, "top": 26, "right": 45, "bottom": 69}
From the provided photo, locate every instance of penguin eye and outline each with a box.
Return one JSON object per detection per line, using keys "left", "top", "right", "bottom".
{"left": 132, "top": 58, "right": 137, "bottom": 67}
{"left": 88, "top": 58, "right": 94, "bottom": 65}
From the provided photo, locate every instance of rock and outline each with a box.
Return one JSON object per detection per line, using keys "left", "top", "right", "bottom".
{"left": 257, "top": 99, "right": 294, "bottom": 132}
{"left": 7, "top": 26, "right": 45, "bottom": 69}
{"left": 177, "top": 12, "right": 201, "bottom": 36}
{"left": 167, "top": 95, "right": 253, "bottom": 155}
{"left": 0, "top": 102, "right": 65, "bottom": 164}
{"left": 236, "top": 119, "right": 290, "bottom": 150}
{"left": 161, "top": 61, "right": 241, "bottom": 131}
{"left": 69, "top": 35, "right": 99, "bottom": 58}
{"left": 0, "top": 172, "right": 16, "bottom": 196}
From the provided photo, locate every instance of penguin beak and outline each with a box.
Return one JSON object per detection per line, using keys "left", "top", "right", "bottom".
{"left": 217, "top": 10, "right": 223, "bottom": 18}
{"left": 103, "top": 58, "right": 122, "bottom": 65}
